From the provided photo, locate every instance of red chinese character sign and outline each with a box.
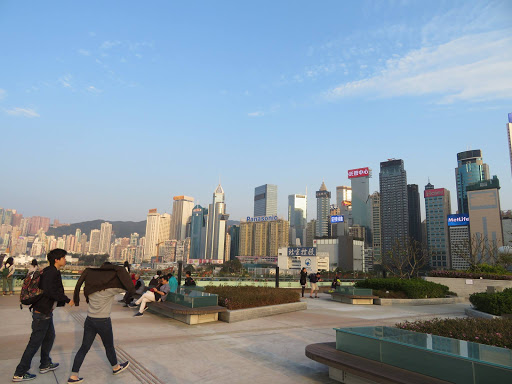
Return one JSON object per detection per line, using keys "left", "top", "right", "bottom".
{"left": 348, "top": 167, "right": 370, "bottom": 178}
{"left": 424, "top": 188, "right": 445, "bottom": 198}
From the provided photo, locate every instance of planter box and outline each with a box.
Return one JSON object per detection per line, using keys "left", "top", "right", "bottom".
{"left": 374, "top": 297, "right": 467, "bottom": 306}
{"left": 425, "top": 277, "right": 512, "bottom": 298}
{"left": 219, "top": 301, "right": 307, "bottom": 323}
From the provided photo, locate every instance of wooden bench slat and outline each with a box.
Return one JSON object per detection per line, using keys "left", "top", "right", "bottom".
{"left": 151, "top": 301, "right": 227, "bottom": 315}
{"left": 306, "top": 342, "right": 451, "bottom": 384}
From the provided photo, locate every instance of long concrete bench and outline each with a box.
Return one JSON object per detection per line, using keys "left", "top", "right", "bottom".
{"left": 306, "top": 342, "right": 451, "bottom": 384}
{"left": 330, "top": 291, "right": 378, "bottom": 305}
{"left": 146, "top": 301, "right": 227, "bottom": 325}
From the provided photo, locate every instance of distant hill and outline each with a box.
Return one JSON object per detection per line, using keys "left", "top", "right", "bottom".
{"left": 47, "top": 220, "right": 146, "bottom": 239}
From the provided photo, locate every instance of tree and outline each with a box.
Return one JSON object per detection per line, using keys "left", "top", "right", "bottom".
{"left": 451, "top": 234, "right": 501, "bottom": 269}
{"left": 220, "top": 259, "right": 243, "bottom": 274}
{"left": 383, "top": 237, "right": 430, "bottom": 279}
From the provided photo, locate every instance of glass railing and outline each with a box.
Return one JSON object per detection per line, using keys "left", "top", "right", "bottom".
{"left": 334, "top": 326, "right": 512, "bottom": 384}
{"left": 166, "top": 288, "right": 218, "bottom": 308}
{"left": 334, "top": 286, "right": 373, "bottom": 296}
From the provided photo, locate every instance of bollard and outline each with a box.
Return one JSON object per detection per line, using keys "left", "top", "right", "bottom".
{"left": 177, "top": 261, "right": 183, "bottom": 287}
{"left": 275, "top": 266, "right": 279, "bottom": 288}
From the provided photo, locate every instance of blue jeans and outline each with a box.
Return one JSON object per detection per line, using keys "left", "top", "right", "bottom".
{"left": 14, "top": 312, "right": 55, "bottom": 376}
{"left": 71, "top": 317, "right": 117, "bottom": 374}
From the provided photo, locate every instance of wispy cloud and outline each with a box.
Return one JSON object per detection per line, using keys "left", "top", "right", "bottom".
{"left": 325, "top": 30, "right": 512, "bottom": 104}
{"left": 86, "top": 85, "right": 102, "bottom": 94}
{"left": 5, "top": 107, "right": 40, "bottom": 118}
{"left": 59, "top": 74, "right": 73, "bottom": 88}
{"left": 100, "top": 40, "right": 121, "bottom": 50}
{"left": 0, "top": 89, "right": 6, "bottom": 100}
{"left": 78, "top": 49, "right": 90, "bottom": 56}
{"left": 248, "top": 111, "right": 264, "bottom": 117}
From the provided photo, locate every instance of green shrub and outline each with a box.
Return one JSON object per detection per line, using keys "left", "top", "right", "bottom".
{"left": 204, "top": 285, "right": 300, "bottom": 310}
{"left": 469, "top": 288, "right": 512, "bottom": 316}
{"left": 355, "top": 278, "right": 449, "bottom": 299}
{"left": 397, "top": 317, "right": 512, "bottom": 349}
{"left": 470, "top": 263, "right": 509, "bottom": 275}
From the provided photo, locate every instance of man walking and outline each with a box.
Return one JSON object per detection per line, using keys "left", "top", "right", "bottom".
{"left": 68, "top": 262, "right": 135, "bottom": 383}
{"left": 13, "top": 248, "right": 74, "bottom": 382}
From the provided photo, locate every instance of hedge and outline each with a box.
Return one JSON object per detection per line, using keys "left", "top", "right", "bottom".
{"left": 204, "top": 285, "right": 300, "bottom": 310}
{"left": 397, "top": 317, "right": 512, "bottom": 349}
{"left": 354, "top": 278, "right": 449, "bottom": 299}
{"left": 430, "top": 270, "right": 512, "bottom": 281}
{"left": 469, "top": 288, "right": 512, "bottom": 316}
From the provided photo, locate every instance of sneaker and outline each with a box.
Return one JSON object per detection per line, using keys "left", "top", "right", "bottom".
{"left": 128, "top": 303, "right": 138, "bottom": 308}
{"left": 67, "top": 378, "right": 84, "bottom": 384}
{"left": 133, "top": 312, "right": 143, "bottom": 317}
{"left": 12, "top": 373, "right": 36, "bottom": 382}
{"left": 113, "top": 361, "right": 130, "bottom": 375}
{"left": 40, "top": 363, "right": 59, "bottom": 374}
{"left": 123, "top": 304, "right": 129, "bottom": 307}
{"left": 117, "top": 299, "right": 124, "bottom": 302}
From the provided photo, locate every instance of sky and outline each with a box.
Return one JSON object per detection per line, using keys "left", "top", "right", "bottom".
{"left": 1, "top": 0, "right": 511, "bottom": 224}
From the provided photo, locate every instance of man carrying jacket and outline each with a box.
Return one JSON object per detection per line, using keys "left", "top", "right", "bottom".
{"left": 13, "top": 248, "right": 74, "bottom": 382}
{"left": 67, "top": 262, "right": 135, "bottom": 384}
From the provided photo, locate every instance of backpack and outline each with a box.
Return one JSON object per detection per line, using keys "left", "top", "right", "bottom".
{"left": 19, "top": 270, "right": 43, "bottom": 309}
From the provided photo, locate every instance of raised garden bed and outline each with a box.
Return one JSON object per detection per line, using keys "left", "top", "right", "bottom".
{"left": 469, "top": 288, "right": 512, "bottom": 316}
{"left": 204, "top": 285, "right": 300, "bottom": 310}
{"left": 355, "top": 278, "right": 449, "bottom": 299}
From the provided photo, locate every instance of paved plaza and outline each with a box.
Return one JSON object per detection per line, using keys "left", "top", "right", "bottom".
{"left": 0, "top": 293, "right": 470, "bottom": 384}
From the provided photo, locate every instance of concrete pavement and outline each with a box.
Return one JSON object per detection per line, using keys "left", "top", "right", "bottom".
{"left": 0, "top": 293, "right": 470, "bottom": 384}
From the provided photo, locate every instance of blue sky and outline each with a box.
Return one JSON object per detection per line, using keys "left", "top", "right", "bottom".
{"left": 1, "top": 0, "right": 511, "bottom": 223}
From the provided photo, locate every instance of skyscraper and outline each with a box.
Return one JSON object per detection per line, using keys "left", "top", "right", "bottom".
{"left": 316, "top": 182, "right": 331, "bottom": 237}
{"left": 88, "top": 229, "right": 101, "bottom": 254}
{"left": 99, "top": 222, "right": 113, "bottom": 254}
{"left": 170, "top": 195, "right": 194, "bottom": 241}
{"left": 448, "top": 214, "right": 470, "bottom": 270}
{"left": 254, "top": 184, "right": 278, "bottom": 217}
{"left": 370, "top": 192, "right": 381, "bottom": 264}
{"left": 455, "top": 150, "right": 490, "bottom": 214}
{"left": 407, "top": 184, "right": 422, "bottom": 244}
{"left": 508, "top": 113, "right": 512, "bottom": 176}
{"left": 143, "top": 209, "right": 171, "bottom": 260}
{"left": 190, "top": 205, "right": 208, "bottom": 260}
{"left": 379, "top": 159, "right": 408, "bottom": 260}
{"left": 288, "top": 194, "right": 307, "bottom": 246}
{"left": 205, "top": 184, "right": 229, "bottom": 261}
{"left": 349, "top": 167, "right": 371, "bottom": 242}
{"left": 229, "top": 225, "right": 240, "bottom": 260}
{"left": 336, "top": 186, "right": 352, "bottom": 226}
{"left": 424, "top": 183, "right": 451, "bottom": 269}
{"left": 467, "top": 176, "right": 504, "bottom": 260}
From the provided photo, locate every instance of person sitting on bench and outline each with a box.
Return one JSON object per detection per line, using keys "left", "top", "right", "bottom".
{"left": 132, "top": 275, "right": 170, "bottom": 317}
{"left": 123, "top": 274, "right": 145, "bottom": 307}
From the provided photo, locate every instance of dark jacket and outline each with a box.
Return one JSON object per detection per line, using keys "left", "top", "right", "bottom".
{"left": 32, "top": 265, "right": 70, "bottom": 315}
{"left": 309, "top": 273, "right": 319, "bottom": 284}
{"left": 184, "top": 277, "right": 196, "bottom": 286}
{"left": 300, "top": 271, "right": 308, "bottom": 285}
{"left": 73, "top": 263, "right": 135, "bottom": 306}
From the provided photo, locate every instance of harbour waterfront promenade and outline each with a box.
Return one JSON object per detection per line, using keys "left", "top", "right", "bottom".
{"left": 0, "top": 293, "right": 469, "bottom": 384}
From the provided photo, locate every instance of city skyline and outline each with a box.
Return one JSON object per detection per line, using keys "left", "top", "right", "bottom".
{"left": 1, "top": 1, "right": 511, "bottom": 223}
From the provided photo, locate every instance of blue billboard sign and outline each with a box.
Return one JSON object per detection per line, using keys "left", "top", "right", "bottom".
{"left": 287, "top": 247, "right": 316, "bottom": 257}
{"left": 447, "top": 214, "right": 470, "bottom": 227}
{"left": 330, "top": 215, "right": 344, "bottom": 224}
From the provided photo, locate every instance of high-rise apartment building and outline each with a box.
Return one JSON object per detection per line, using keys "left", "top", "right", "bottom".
{"left": 130, "top": 233, "right": 139, "bottom": 246}
{"left": 239, "top": 222, "right": 254, "bottom": 256}
{"left": 99, "top": 222, "right": 113, "bottom": 254}
{"left": 370, "top": 192, "right": 381, "bottom": 264}
{"left": 190, "top": 205, "right": 208, "bottom": 259}
{"left": 316, "top": 182, "right": 331, "bottom": 237}
{"left": 379, "top": 159, "right": 408, "bottom": 260}
{"left": 170, "top": 195, "right": 194, "bottom": 241}
{"left": 424, "top": 183, "right": 451, "bottom": 269}
{"left": 143, "top": 209, "right": 171, "bottom": 261}
{"left": 28, "top": 216, "right": 51, "bottom": 235}
{"left": 349, "top": 168, "right": 371, "bottom": 240}
{"left": 467, "top": 176, "right": 504, "bottom": 261}
{"left": 239, "top": 218, "right": 288, "bottom": 257}
{"left": 254, "top": 184, "right": 277, "bottom": 217}
{"left": 306, "top": 219, "right": 316, "bottom": 247}
{"left": 455, "top": 150, "right": 490, "bottom": 214}
{"left": 288, "top": 194, "right": 307, "bottom": 246}
{"left": 508, "top": 113, "right": 512, "bottom": 176}
{"left": 407, "top": 184, "right": 422, "bottom": 244}
{"left": 205, "top": 184, "right": 229, "bottom": 261}
{"left": 229, "top": 225, "right": 240, "bottom": 259}
{"left": 336, "top": 186, "right": 352, "bottom": 208}
{"left": 88, "top": 229, "right": 101, "bottom": 254}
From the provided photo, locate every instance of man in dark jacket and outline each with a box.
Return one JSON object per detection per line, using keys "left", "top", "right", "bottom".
{"left": 68, "top": 262, "right": 135, "bottom": 383}
{"left": 13, "top": 248, "right": 73, "bottom": 382}
{"left": 299, "top": 267, "right": 308, "bottom": 298}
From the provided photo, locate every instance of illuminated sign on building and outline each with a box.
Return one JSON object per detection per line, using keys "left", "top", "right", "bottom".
{"left": 348, "top": 167, "right": 370, "bottom": 179}
{"left": 424, "top": 188, "right": 445, "bottom": 198}
{"left": 330, "top": 215, "right": 344, "bottom": 223}
{"left": 447, "top": 214, "right": 470, "bottom": 227}
{"left": 287, "top": 247, "right": 316, "bottom": 256}
{"left": 246, "top": 215, "right": 278, "bottom": 222}
{"left": 316, "top": 191, "right": 331, "bottom": 198}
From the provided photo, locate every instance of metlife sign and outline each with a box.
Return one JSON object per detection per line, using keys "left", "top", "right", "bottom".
{"left": 287, "top": 247, "right": 316, "bottom": 256}
{"left": 447, "top": 214, "right": 470, "bottom": 227}
{"left": 330, "top": 215, "right": 344, "bottom": 223}
{"left": 246, "top": 215, "right": 278, "bottom": 222}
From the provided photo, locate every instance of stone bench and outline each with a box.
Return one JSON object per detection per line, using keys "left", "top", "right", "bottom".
{"left": 146, "top": 300, "right": 227, "bottom": 325}
{"left": 330, "top": 291, "right": 378, "bottom": 305}
{"left": 306, "top": 342, "right": 451, "bottom": 384}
